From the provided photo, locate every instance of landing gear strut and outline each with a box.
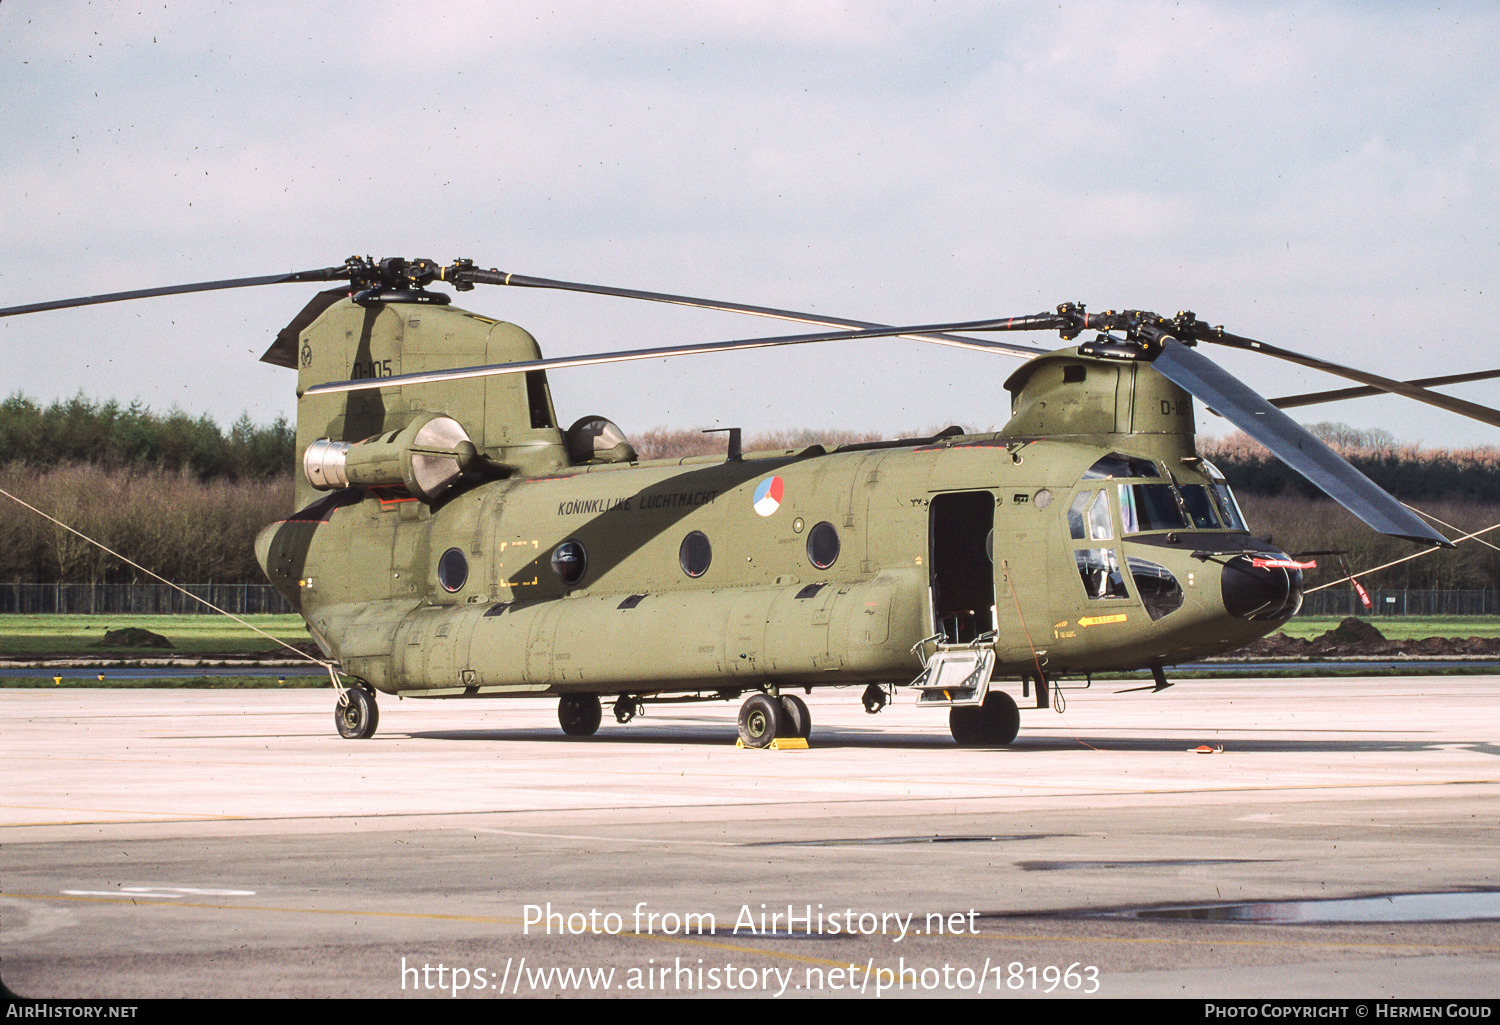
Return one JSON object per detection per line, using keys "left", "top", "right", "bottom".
{"left": 558, "top": 694, "right": 602, "bottom": 736}
{"left": 613, "top": 695, "right": 641, "bottom": 723}
{"left": 335, "top": 685, "right": 379, "bottom": 740}
{"left": 949, "top": 690, "right": 1020, "bottom": 747}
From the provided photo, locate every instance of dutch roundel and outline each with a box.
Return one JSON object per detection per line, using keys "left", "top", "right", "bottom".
{"left": 752, "top": 476, "right": 784, "bottom": 517}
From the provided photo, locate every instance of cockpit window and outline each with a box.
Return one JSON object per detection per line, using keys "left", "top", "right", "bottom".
{"left": 1067, "top": 490, "right": 1113, "bottom": 541}
{"left": 1083, "top": 453, "right": 1159, "bottom": 480}
{"left": 1086, "top": 491, "right": 1112, "bottom": 540}
{"left": 1212, "top": 483, "right": 1248, "bottom": 531}
{"left": 1076, "top": 548, "right": 1129, "bottom": 599}
{"left": 1118, "top": 483, "right": 1187, "bottom": 533}
{"left": 1068, "top": 491, "right": 1089, "bottom": 539}
{"left": 1178, "top": 485, "right": 1222, "bottom": 529}
{"left": 1198, "top": 460, "right": 1248, "bottom": 530}
{"left": 1127, "top": 557, "right": 1184, "bottom": 620}
{"left": 1068, "top": 492, "right": 1116, "bottom": 540}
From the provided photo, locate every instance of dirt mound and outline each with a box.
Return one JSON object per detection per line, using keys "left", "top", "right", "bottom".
{"left": 92, "top": 627, "right": 172, "bottom": 649}
{"left": 1234, "top": 617, "right": 1500, "bottom": 659}
{"left": 1324, "top": 616, "right": 1385, "bottom": 644}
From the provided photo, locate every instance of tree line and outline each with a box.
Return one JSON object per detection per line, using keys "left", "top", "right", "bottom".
{"left": 0, "top": 404, "right": 1496, "bottom": 591}
{"left": 0, "top": 463, "right": 291, "bottom": 585}
{"left": 0, "top": 393, "right": 294, "bottom": 480}
{"left": 1198, "top": 426, "right": 1500, "bottom": 504}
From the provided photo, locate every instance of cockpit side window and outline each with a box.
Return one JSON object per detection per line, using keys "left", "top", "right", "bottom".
{"left": 1067, "top": 491, "right": 1090, "bottom": 540}
{"left": 1087, "top": 491, "right": 1112, "bottom": 540}
{"left": 1075, "top": 548, "right": 1128, "bottom": 599}
{"left": 1068, "top": 490, "right": 1116, "bottom": 540}
{"left": 1212, "top": 484, "right": 1248, "bottom": 531}
{"left": 1199, "top": 460, "right": 1248, "bottom": 530}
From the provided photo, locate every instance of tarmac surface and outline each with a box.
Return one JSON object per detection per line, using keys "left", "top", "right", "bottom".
{"left": 2, "top": 676, "right": 1498, "bottom": 1001}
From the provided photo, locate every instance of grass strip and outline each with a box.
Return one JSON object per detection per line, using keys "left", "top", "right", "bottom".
{"left": 0, "top": 613, "right": 309, "bottom": 656}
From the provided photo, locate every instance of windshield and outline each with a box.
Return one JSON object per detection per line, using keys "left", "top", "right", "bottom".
{"left": 1070, "top": 458, "right": 1250, "bottom": 538}
{"left": 1117, "top": 483, "right": 1186, "bottom": 533}
{"left": 1178, "top": 485, "right": 1222, "bottom": 529}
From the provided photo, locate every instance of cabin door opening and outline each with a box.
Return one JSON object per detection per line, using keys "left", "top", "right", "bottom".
{"left": 929, "top": 491, "right": 996, "bottom": 645}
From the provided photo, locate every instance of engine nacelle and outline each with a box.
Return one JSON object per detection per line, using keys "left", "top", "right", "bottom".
{"left": 303, "top": 413, "right": 477, "bottom": 501}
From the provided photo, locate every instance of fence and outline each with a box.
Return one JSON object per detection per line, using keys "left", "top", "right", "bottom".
{"left": 1299, "top": 589, "right": 1498, "bottom": 617}
{"left": 0, "top": 582, "right": 293, "bottom": 615}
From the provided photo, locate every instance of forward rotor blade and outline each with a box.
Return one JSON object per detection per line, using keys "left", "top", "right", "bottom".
{"left": 0, "top": 266, "right": 351, "bottom": 319}
{"left": 303, "top": 314, "right": 1053, "bottom": 397}
{"left": 1269, "top": 368, "right": 1500, "bottom": 411}
{"left": 1152, "top": 341, "right": 1450, "bottom": 547}
{"left": 1194, "top": 328, "right": 1500, "bottom": 429}
{"left": 460, "top": 267, "right": 1051, "bottom": 358}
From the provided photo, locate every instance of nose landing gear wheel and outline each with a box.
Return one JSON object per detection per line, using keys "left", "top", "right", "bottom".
{"left": 335, "top": 686, "right": 379, "bottom": 740}
{"left": 559, "top": 694, "right": 603, "bottom": 736}
{"left": 737, "top": 693, "right": 786, "bottom": 748}
{"left": 949, "top": 691, "right": 1020, "bottom": 747}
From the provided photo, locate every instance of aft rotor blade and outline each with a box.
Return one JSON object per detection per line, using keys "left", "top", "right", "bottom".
{"left": 1194, "top": 328, "right": 1500, "bottom": 429}
{"left": 303, "top": 314, "right": 1055, "bottom": 397}
{"left": 460, "top": 267, "right": 1051, "bottom": 358}
{"left": 1269, "top": 367, "right": 1500, "bottom": 411}
{"left": 1152, "top": 341, "right": 1450, "bottom": 547}
{"left": 0, "top": 266, "right": 351, "bottom": 319}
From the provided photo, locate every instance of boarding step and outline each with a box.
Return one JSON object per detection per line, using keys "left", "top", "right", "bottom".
{"left": 910, "top": 646, "right": 995, "bottom": 707}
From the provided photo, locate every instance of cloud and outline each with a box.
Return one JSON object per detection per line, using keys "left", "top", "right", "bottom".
{"left": 2, "top": 1, "right": 1497, "bottom": 446}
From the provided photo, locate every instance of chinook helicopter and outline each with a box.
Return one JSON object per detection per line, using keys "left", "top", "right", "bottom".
{"left": 7, "top": 255, "right": 1496, "bottom": 748}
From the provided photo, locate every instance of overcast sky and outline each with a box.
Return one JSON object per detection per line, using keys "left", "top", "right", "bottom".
{"left": 3, "top": 1, "right": 1497, "bottom": 449}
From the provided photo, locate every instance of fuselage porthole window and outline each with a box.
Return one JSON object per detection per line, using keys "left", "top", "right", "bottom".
{"left": 437, "top": 547, "right": 469, "bottom": 593}
{"left": 807, "top": 521, "right": 840, "bottom": 570}
{"left": 550, "top": 540, "right": 587, "bottom": 586}
{"left": 679, "top": 531, "right": 712, "bottom": 578}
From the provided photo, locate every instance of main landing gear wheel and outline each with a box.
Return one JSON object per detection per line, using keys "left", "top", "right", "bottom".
{"left": 335, "top": 686, "right": 379, "bottom": 740}
{"left": 737, "top": 693, "right": 786, "bottom": 748}
{"left": 949, "top": 691, "right": 1020, "bottom": 747}
{"left": 558, "top": 694, "right": 602, "bottom": 737}
{"left": 778, "top": 694, "right": 811, "bottom": 739}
